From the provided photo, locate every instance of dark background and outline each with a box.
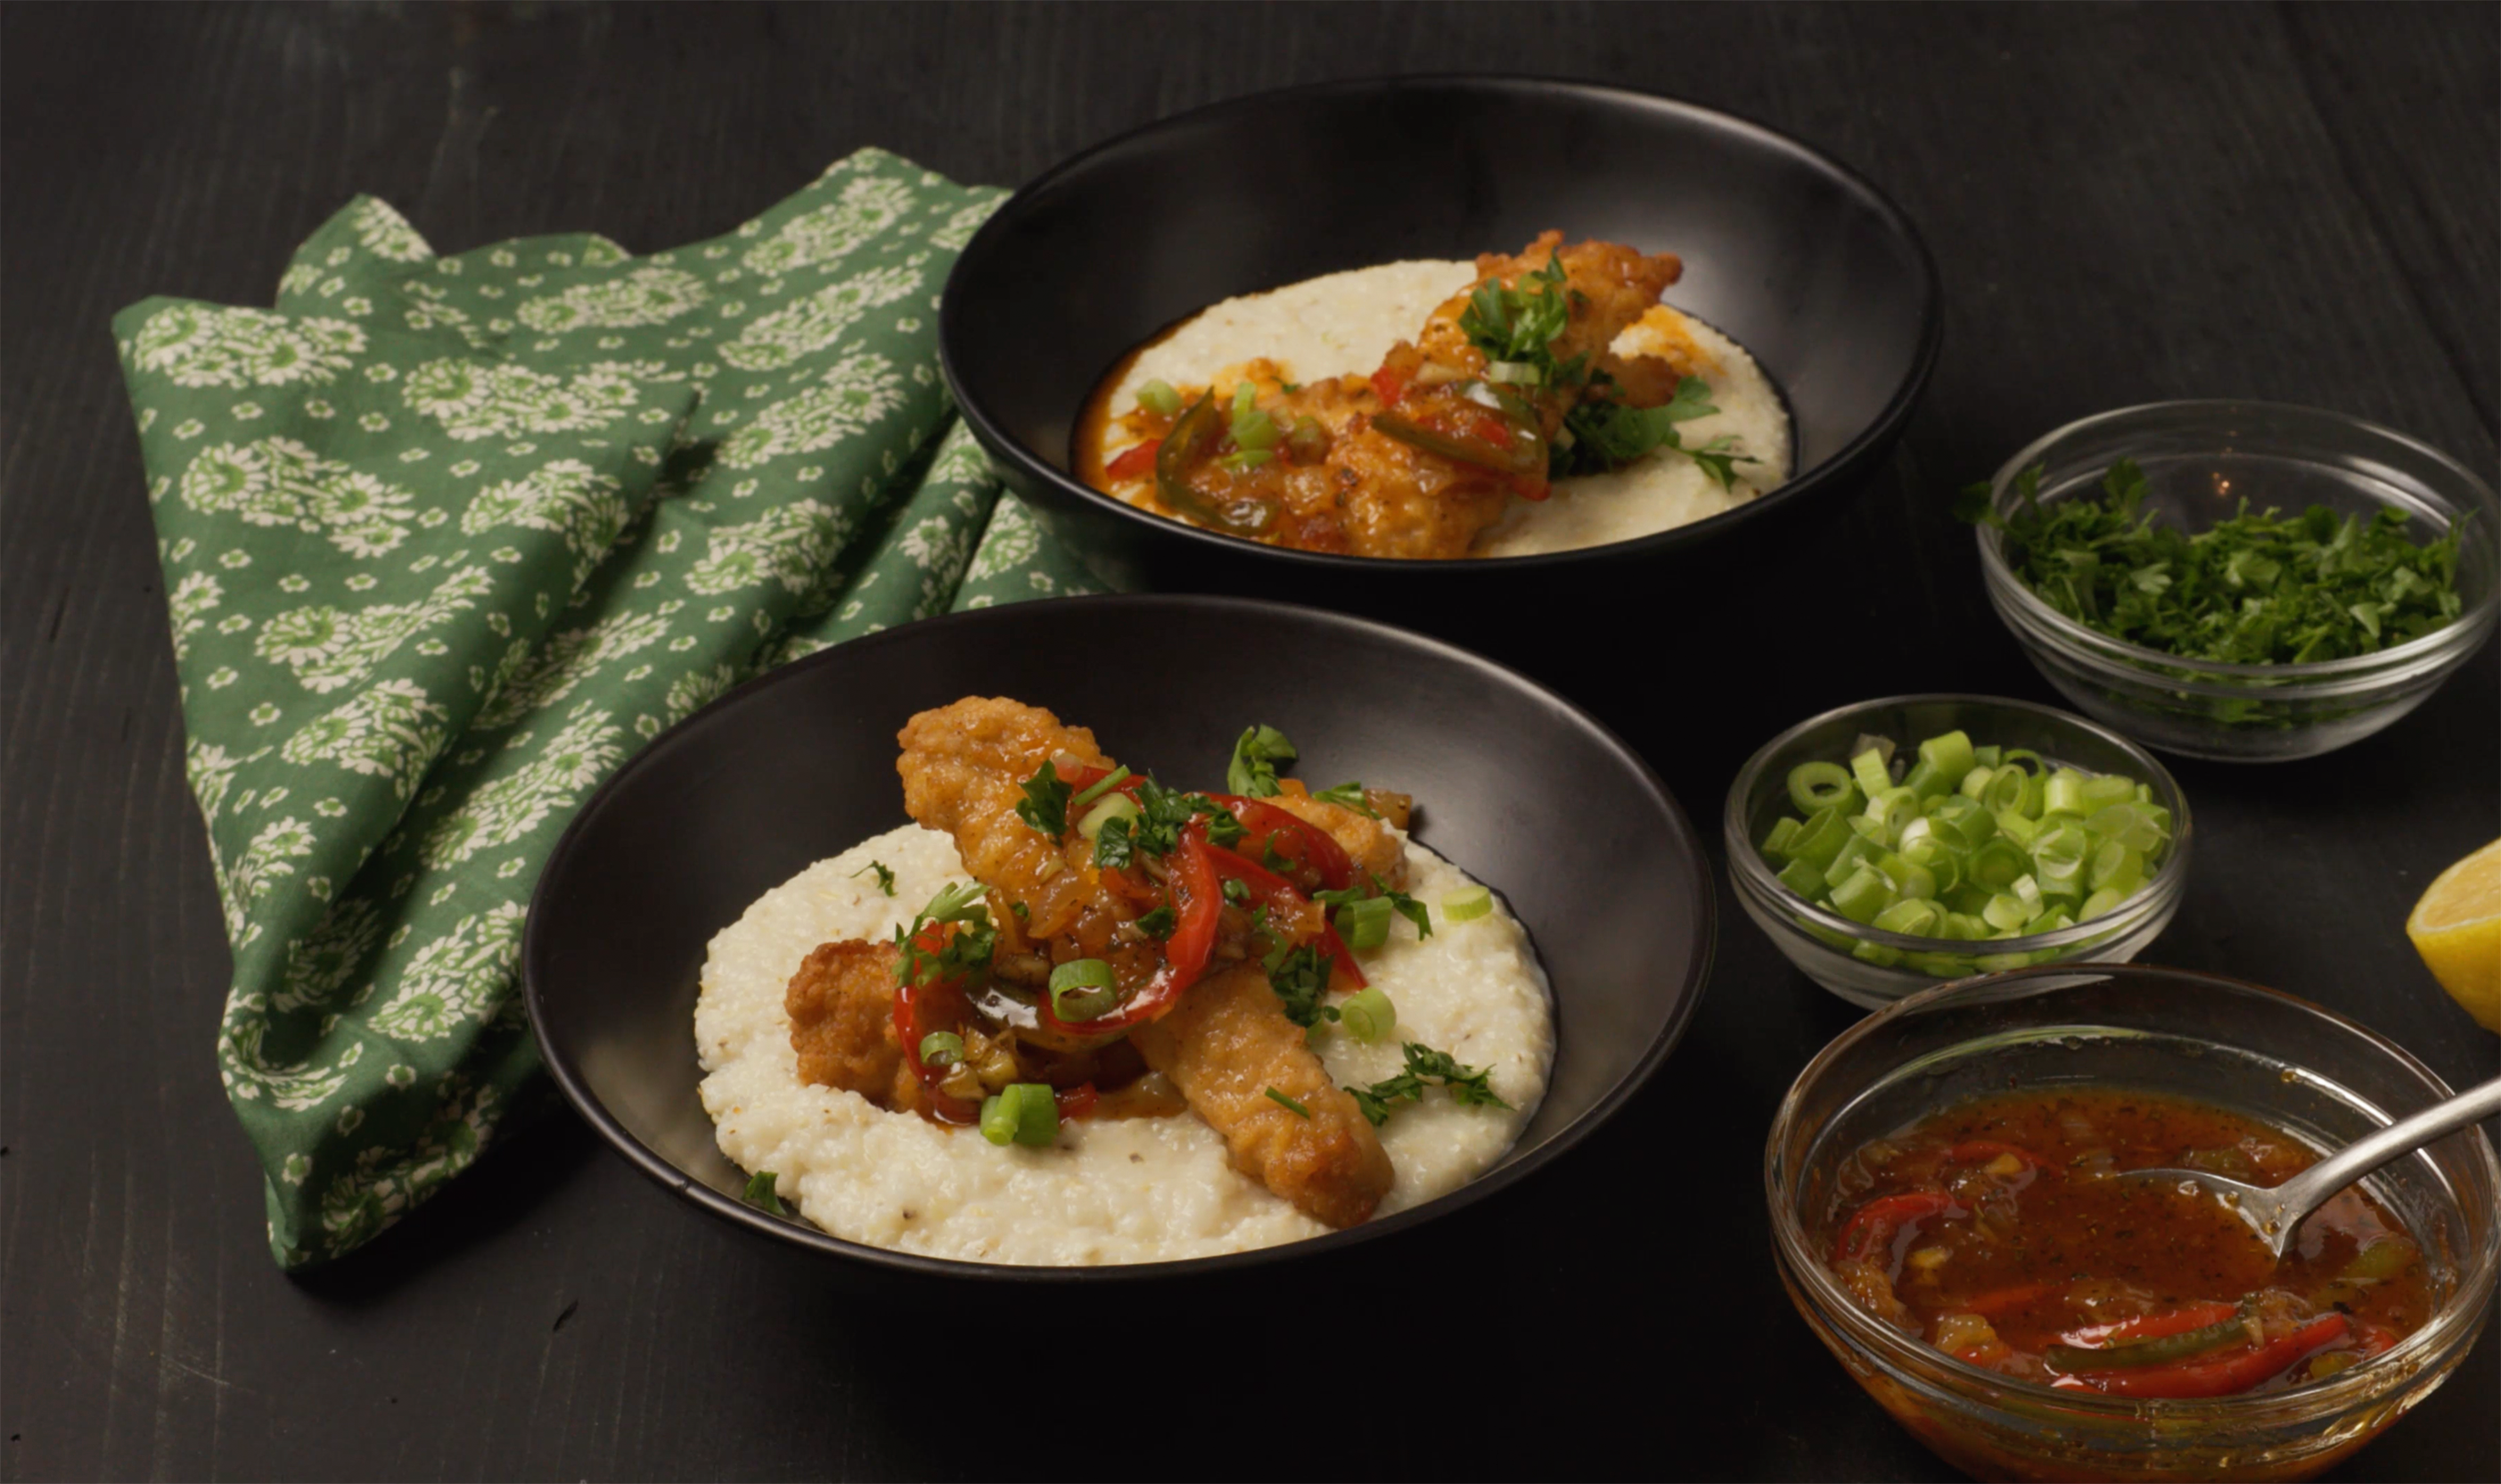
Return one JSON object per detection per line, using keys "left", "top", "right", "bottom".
{"left": 4, "top": 4, "right": 2496, "bottom": 1480}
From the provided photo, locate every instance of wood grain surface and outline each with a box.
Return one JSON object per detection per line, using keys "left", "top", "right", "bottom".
{"left": 3, "top": 4, "right": 2494, "bottom": 1480}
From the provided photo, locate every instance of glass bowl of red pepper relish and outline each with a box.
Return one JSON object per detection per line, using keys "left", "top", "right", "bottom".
{"left": 1766, "top": 963, "right": 2499, "bottom": 1482}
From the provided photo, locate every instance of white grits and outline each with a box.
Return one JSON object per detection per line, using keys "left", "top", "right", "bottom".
{"left": 1102, "top": 258, "right": 1792, "bottom": 556}
{"left": 695, "top": 823, "right": 1554, "bottom": 1266}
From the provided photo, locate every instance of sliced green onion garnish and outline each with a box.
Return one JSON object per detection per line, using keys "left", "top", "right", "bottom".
{"left": 2079, "top": 774, "right": 2136, "bottom": 807}
{"left": 1005, "top": 1082, "right": 1059, "bottom": 1147}
{"left": 1784, "top": 808, "right": 1853, "bottom": 871}
{"left": 1972, "top": 745, "right": 2003, "bottom": 769}
{"left": 1918, "top": 729, "right": 1977, "bottom": 783}
{"left": 1982, "top": 892, "right": 2037, "bottom": 932}
{"left": 1788, "top": 761, "right": 1857, "bottom": 815}
{"left": 1863, "top": 786, "right": 1921, "bottom": 845}
{"left": 1218, "top": 448, "right": 1274, "bottom": 471}
{"left": 979, "top": 1094, "right": 1015, "bottom": 1146}
{"left": 1871, "top": 898, "right": 1941, "bottom": 937}
{"left": 1828, "top": 864, "right": 1892, "bottom": 924}
{"left": 1776, "top": 857, "right": 1827, "bottom": 898}
{"left": 2080, "top": 886, "right": 2128, "bottom": 921}
{"left": 1136, "top": 380, "right": 1183, "bottom": 417}
{"left": 1850, "top": 748, "right": 1894, "bottom": 799}
{"left": 2090, "top": 840, "right": 2147, "bottom": 896}
{"left": 1264, "top": 1086, "right": 1313, "bottom": 1119}
{"left": 1761, "top": 816, "right": 1803, "bottom": 860}
{"left": 1339, "top": 986, "right": 1396, "bottom": 1041}
{"left": 1443, "top": 884, "right": 1494, "bottom": 922}
{"left": 1968, "top": 839, "right": 2029, "bottom": 891}
{"left": 1335, "top": 894, "right": 1395, "bottom": 951}
{"left": 918, "top": 1031, "right": 964, "bottom": 1068}
{"left": 2044, "top": 768, "right": 2089, "bottom": 817}
{"left": 1047, "top": 958, "right": 1120, "bottom": 1021}
{"left": 1070, "top": 766, "right": 1130, "bottom": 809}
{"left": 1077, "top": 792, "right": 1139, "bottom": 842}
{"left": 1875, "top": 852, "right": 1936, "bottom": 903}
{"left": 1485, "top": 359, "right": 1544, "bottom": 385}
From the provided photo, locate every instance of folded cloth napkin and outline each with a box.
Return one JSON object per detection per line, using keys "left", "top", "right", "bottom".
{"left": 114, "top": 149, "right": 1103, "bottom": 1267}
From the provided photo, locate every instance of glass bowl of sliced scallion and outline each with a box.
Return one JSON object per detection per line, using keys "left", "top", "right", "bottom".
{"left": 1967, "top": 400, "right": 2498, "bottom": 761}
{"left": 1726, "top": 695, "right": 2191, "bottom": 1008}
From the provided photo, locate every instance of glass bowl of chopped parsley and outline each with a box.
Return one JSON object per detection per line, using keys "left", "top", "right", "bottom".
{"left": 1965, "top": 401, "right": 2497, "bottom": 761}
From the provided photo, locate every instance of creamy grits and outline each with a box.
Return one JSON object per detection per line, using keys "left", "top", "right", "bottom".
{"left": 1100, "top": 259, "right": 1792, "bottom": 555}
{"left": 695, "top": 823, "right": 1554, "bottom": 1266}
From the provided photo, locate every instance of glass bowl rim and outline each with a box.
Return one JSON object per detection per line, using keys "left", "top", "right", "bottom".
{"left": 1724, "top": 693, "right": 2192, "bottom": 954}
{"left": 1972, "top": 398, "right": 2501, "bottom": 683}
{"left": 1763, "top": 960, "right": 2501, "bottom": 1422}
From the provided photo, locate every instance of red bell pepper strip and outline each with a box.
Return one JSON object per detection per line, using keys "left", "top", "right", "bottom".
{"left": 1207, "top": 793, "right": 1357, "bottom": 892}
{"left": 1961, "top": 1282, "right": 2061, "bottom": 1319}
{"left": 1104, "top": 439, "right": 1160, "bottom": 480}
{"left": 1832, "top": 1190, "right": 1961, "bottom": 1266}
{"left": 1056, "top": 1081, "right": 1100, "bottom": 1120}
{"left": 1060, "top": 763, "right": 1145, "bottom": 799}
{"left": 892, "top": 924, "right": 982, "bottom": 1125}
{"left": 2061, "top": 1315, "right": 2349, "bottom": 1399}
{"left": 1035, "top": 821, "right": 1222, "bottom": 1037}
{"left": 1199, "top": 840, "right": 1365, "bottom": 989}
{"left": 2058, "top": 1300, "right": 2242, "bottom": 1349}
{"left": 1371, "top": 366, "right": 1407, "bottom": 407}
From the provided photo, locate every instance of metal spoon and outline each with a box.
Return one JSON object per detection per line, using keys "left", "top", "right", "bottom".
{"left": 2122, "top": 1075, "right": 2501, "bottom": 1259}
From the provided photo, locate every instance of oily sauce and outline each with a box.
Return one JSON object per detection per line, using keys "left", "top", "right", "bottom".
{"left": 1821, "top": 1087, "right": 2431, "bottom": 1397}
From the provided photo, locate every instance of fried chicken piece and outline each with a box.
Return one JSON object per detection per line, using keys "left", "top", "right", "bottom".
{"left": 1133, "top": 962, "right": 1394, "bottom": 1228}
{"left": 1414, "top": 231, "right": 1683, "bottom": 382}
{"left": 896, "top": 697, "right": 1119, "bottom": 941}
{"left": 785, "top": 939, "right": 921, "bottom": 1113}
{"left": 1269, "top": 782, "right": 1410, "bottom": 890}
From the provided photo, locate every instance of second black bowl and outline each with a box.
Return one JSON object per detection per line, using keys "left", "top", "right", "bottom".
{"left": 942, "top": 75, "right": 1939, "bottom": 655}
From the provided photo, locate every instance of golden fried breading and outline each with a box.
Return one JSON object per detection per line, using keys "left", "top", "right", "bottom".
{"left": 1133, "top": 963, "right": 1394, "bottom": 1228}
{"left": 1269, "top": 783, "right": 1410, "bottom": 890}
{"left": 896, "top": 697, "right": 1117, "bottom": 940}
{"left": 1415, "top": 230, "right": 1683, "bottom": 380}
{"left": 785, "top": 939, "right": 920, "bottom": 1112}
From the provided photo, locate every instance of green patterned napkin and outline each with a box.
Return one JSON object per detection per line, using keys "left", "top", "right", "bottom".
{"left": 115, "top": 149, "right": 1103, "bottom": 1268}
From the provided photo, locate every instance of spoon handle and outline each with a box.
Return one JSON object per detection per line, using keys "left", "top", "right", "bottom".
{"left": 2275, "top": 1074, "right": 2501, "bottom": 1216}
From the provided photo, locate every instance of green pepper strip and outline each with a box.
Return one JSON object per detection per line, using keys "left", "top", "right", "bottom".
{"left": 1156, "top": 392, "right": 1277, "bottom": 537}
{"left": 2045, "top": 1304, "right": 2255, "bottom": 1373}
{"left": 1371, "top": 402, "right": 1546, "bottom": 479}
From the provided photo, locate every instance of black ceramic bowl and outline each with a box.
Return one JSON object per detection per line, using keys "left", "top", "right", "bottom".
{"left": 941, "top": 75, "right": 1939, "bottom": 657}
{"left": 523, "top": 595, "right": 1714, "bottom": 1283}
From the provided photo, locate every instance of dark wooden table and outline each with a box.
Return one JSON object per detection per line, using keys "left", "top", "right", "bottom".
{"left": 4, "top": 4, "right": 2495, "bottom": 1480}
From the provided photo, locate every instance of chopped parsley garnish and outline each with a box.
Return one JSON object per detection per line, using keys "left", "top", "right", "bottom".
{"left": 1128, "top": 777, "right": 1244, "bottom": 856}
{"left": 1092, "top": 814, "right": 1135, "bottom": 870}
{"left": 1311, "top": 781, "right": 1381, "bottom": 818}
{"left": 1345, "top": 1042, "right": 1511, "bottom": 1127}
{"left": 1134, "top": 903, "right": 1176, "bottom": 939}
{"left": 1557, "top": 374, "right": 1750, "bottom": 488}
{"left": 1221, "top": 875, "right": 1252, "bottom": 906}
{"left": 1009, "top": 900, "right": 1029, "bottom": 922}
{"left": 1014, "top": 762, "right": 1072, "bottom": 837}
{"left": 1263, "top": 941, "right": 1338, "bottom": 1029}
{"left": 741, "top": 1169, "right": 787, "bottom": 1216}
{"left": 892, "top": 881, "right": 996, "bottom": 990}
{"left": 1227, "top": 724, "right": 1299, "bottom": 797}
{"left": 851, "top": 860, "right": 897, "bottom": 897}
{"left": 1459, "top": 255, "right": 1578, "bottom": 378}
{"left": 1264, "top": 1087, "right": 1313, "bottom": 1119}
{"left": 1957, "top": 458, "right": 2467, "bottom": 664}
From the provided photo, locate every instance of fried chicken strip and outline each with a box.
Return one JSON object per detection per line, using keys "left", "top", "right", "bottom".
{"left": 1133, "top": 962, "right": 1395, "bottom": 1229}
{"left": 897, "top": 696, "right": 1120, "bottom": 942}
{"left": 786, "top": 939, "right": 921, "bottom": 1113}
{"left": 1268, "top": 783, "right": 1411, "bottom": 890}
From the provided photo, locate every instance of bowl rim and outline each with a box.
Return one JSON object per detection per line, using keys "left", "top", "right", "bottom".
{"left": 939, "top": 70, "right": 1943, "bottom": 573}
{"left": 1763, "top": 960, "right": 2501, "bottom": 1421}
{"left": 1722, "top": 693, "right": 2194, "bottom": 955}
{"left": 521, "top": 591, "right": 1718, "bottom": 1281}
{"left": 1974, "top": 398, "right": 2501, "bottom": 682}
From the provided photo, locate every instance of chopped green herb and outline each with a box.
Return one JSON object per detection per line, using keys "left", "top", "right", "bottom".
{"left": 1010, "top": 900, "right": 1029, "bottom": 922}
{"left": 851, "top": 859, "right": 897, "bottom": 896}
{"left": 741, "top": 1169, "right": 787, "bottom": 1216}
{"left": 1459, "top": 254, "right": 1575, "bottom": 373}
{"left": 1227, "top": 724, "right": 1299, "bottom": 797}
{"left": 1261, "top": 837, "right": 1292, "bottom": 873}
{"left": 1264, "top": 1087, "right": 1313, "bottom": 1119}
{"left": 1264, "top": 942, "right": 1338, "bottom": 1029}
{"left": 1344, "top": 1041, "right": 1511, "bottom": 1127}
{"left": 892, "top": 881, "right": 996, "bottom": 990}
{"left": 1959, "top": 458, "right": 2466, "bottom": 665}
{"left": 1014, "top": 762, "right": 1073, "bottom": 838}
{"left": 1221, "top": 875, "right": 1252, "bottom": 906}
{"left": 1312, "top": 782, "right": 1382, "bottom": 818}
{"left": 1557, "top": 375, "right": 1751, "bottom": 488}
{"left": 1134, "top": 903, "right": 1176, "bottom": 939}
{"left": 1092, "top": 814, "right": 1136, "bottom": 870}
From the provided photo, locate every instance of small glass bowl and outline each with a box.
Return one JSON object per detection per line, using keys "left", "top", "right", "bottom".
{"left": 1975, "top": 400, "right": 2499, "bottom": 762}
{"left": 1726, "top": 694, "right": 2192, "bottom": 1009}
{"left": 1767, "top": 964, "right": 2501, "bottom": 1482}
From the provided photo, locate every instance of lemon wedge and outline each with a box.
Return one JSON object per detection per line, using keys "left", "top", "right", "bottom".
{"left": 2408, "top": 838, "right": 2501, "bottom": 1032}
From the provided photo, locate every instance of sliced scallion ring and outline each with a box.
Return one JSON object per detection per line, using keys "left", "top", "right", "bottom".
{"left": 917, "top": 1031, "right": 964, "bottom": 1069}
{"left": 1339, "top": 986, "right": 1396, "bottom": 1042}
{"left": 1443, "top": 885, "right": 1493, "bottom": 922}
{"left": 1136, "top": 379, "right": 1183, "bottom": 417}
{"left": 1788, "top": 761, "right": 1857, "bottom": 815}
{"left": 1047, "top": 958, "right": 1120, "bottom": 1021}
